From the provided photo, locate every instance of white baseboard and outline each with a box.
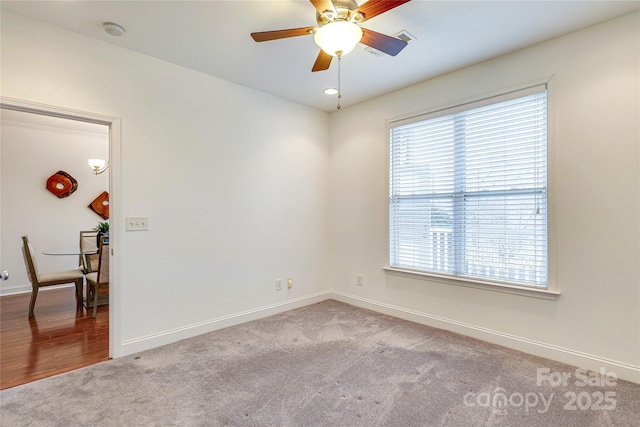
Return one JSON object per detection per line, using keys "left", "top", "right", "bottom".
{"left": 8, "top": 283, "right": 637, "bottom": 384}
{"left": 86, "top": 287, "right": 639, "bottom": 384}
{"left": 330, "top": 291, "right": 640, "bottom": 384}
{"left": 0, "top": 282, "right": 73, "bottom": 296}
{"left": 118, "top": 290, "right": 333, "bottom": 356}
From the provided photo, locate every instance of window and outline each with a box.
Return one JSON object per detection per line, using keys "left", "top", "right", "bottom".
{"left": 389, "top": 86, "right": 548, "bottom": 289}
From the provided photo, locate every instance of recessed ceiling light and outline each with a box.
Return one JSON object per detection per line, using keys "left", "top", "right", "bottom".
{"left": 324, "top": 88, "right": 338, "bottom": 95}
{"left": 103, "top": 22, "right": 125, "bottom": 37}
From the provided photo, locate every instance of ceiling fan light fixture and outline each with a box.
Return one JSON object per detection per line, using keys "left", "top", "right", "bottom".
{"left": 322, "top": 10, "right": 336, "bottom": 20}
{"left": 314, "top": 20, "right": 363, "bottom": 57}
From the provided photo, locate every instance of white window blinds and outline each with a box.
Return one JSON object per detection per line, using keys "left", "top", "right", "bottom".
{"left": 389, "top": 86, "right": 548, "bottom": 288}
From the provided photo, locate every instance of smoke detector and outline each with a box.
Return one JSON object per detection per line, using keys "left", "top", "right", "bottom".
{"left": 103, "top": 22, "right": 125, "bottom": 37}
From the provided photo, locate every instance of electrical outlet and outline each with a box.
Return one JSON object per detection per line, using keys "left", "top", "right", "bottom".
{"left": 287, "top": 278, "right": 293, "bottom": 289}
{"left": 357, "top": 275, "right": 364, "bottom": 286}
{"left": 276, "top": 279, "right": 282, "bottom": 291}
{"left": 125, "top": 216, "right": 148, "bottom": 231}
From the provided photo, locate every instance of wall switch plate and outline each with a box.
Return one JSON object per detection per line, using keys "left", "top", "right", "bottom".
{"left": 125, "top": 216, "right": 148, "bottom": 231}
{"left": 287, "top": 278, "right": 293, "bottom": 289}
{"left": 357, "top": 275, "right": 363, "bottom": 286}
{"left": 276, "top": 279, "right": 282, "bottom": 291}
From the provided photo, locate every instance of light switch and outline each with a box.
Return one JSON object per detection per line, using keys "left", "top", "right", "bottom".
{"left": 125, "top": 216, "right": 148, "bottom": 231}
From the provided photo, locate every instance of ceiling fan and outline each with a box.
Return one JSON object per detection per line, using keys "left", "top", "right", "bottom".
{"left": 251, "top": 0, "right": 412, "bottom": 72}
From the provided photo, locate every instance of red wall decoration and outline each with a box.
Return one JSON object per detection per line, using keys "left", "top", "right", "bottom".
{"left": 88, "top": 191, "right": 109, "bottom": 219}
{"left": 46, "top": 170, "right": 78, "bottom": 198}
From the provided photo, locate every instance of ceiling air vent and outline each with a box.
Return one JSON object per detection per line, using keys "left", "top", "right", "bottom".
{"left": 394, "top": 30, "right": 417, "bottom": 43}
{"left": 364, "top": 29, "right": 416, "bottom": 57}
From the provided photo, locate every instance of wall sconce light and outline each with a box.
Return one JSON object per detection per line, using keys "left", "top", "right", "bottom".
{"left": 88, "top": 158, "right": 109, "bottom": 175}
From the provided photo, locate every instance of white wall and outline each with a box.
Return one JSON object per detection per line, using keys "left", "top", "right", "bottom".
{"left": 2, "top": 8, "right": 638, "bottom": 382}
{"left": 1, "top": 110, "right": 109, "bottom": 295}
{"left": 329, "top": 13, "right": 639, "bottom": 382}
{"left": 1, "top": 10, "right": 331, "bottom": 353}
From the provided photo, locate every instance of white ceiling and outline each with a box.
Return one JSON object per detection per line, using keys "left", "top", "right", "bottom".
{"left": 2, "top": 0, "right": 638, "bottom": 112}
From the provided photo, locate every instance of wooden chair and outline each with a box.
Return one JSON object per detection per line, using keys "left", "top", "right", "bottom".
{"left": 21, "top": 235, "right": 84, "bottom": 318}
{"left": 79, "top": 230, "right": 99, "bottom": 274}
{"left": 85, "top": 236, "right": 109, "bottom": 318}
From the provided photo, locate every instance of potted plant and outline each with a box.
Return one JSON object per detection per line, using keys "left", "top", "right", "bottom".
{"left": 94, "top": 221, "right": 109, "bottom": 245}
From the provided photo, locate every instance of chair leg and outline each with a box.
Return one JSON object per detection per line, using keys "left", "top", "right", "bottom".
{"left": 28, "top": 286, "right": 38, "bottom": 318}
{"left": 75, "top": 279, "right": 83, "bottom": 310}
{"left": 85, "top": 282, "right": 92, "bottom": 308}
{"left": 92, "top": 283, "right": 100, "bottom": 318}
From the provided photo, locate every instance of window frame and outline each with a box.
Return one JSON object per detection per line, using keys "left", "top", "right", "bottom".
{"left": 384, "top": 78, "right": 559, "bottom": 300}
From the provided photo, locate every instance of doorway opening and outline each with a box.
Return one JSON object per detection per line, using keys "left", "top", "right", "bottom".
{"left": 0, "top": 97, "right": 120, "bottom": 388}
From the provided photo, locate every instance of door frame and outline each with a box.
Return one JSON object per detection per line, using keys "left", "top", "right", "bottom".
{"left": 1, "top": 96, "right": 121, "bottom": 358}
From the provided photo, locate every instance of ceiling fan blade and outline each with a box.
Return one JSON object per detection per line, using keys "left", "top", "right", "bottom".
{"left": 312, "top": 50, "right": 333, "bottom": 72}
{"left": 251, "top": 27, "right": 315, "bottom": 42}
{"left": 310, "top": 0, "right": 337, "bottom": 16}
{"left": 360, "top": 28, "right": 408, "bottom": 56}
{"left": 354, "top": 0, "right": 411, "bottom": 22}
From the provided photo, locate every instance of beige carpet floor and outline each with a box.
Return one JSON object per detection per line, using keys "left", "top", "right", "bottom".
{"left": 1, "top": 300, "right": 638, "bottom": 426}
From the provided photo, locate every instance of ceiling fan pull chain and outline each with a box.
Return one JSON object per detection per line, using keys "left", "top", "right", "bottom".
{"left": 337, "top": 52, "right": 342, "bottom": 110}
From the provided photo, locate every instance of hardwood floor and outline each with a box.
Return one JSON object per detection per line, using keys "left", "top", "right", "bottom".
{"left": 0, "top": 286, "right": 109, "bottom": 390}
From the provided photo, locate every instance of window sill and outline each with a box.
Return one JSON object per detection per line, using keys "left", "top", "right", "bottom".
{"left": 383, "top": 267, "right": 560, "bottom": 300}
